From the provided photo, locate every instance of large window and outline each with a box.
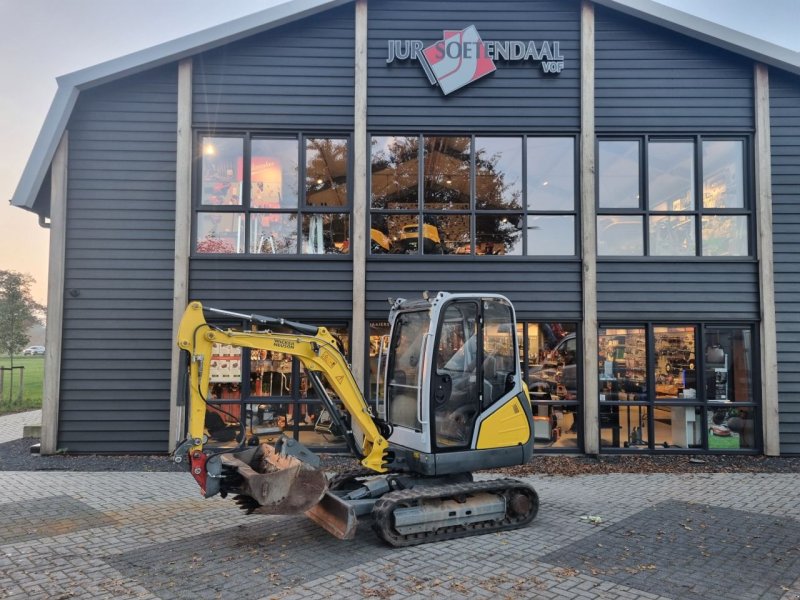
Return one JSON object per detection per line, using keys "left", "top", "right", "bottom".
{"left": 597, "top": 137, "right": 750, "bottom": 257}
{"left": 202, "top": 320, "right": 351, "bottom": 451}
{"left": 196, "top": 134, "right": 350, "bottom": 255}
{"left": 517, "top": 322, "right": 581, "bottom": 451}
{"left": 598, "top": 324, "right": 758, "bottom": 451}
{"left": 370, "top": 135, "right": 576, "bottom": 256}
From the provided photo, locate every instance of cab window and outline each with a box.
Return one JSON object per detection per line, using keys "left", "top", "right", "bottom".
{"left": 386, "top": 310, "right": 430, "bottom": 431}
{"left": 433, "top": 302, "right": 480, "bottom": 447}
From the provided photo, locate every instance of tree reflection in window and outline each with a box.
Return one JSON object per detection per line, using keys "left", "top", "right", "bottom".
{"left": 424, "top": 137, "right": 471, "bottom": 210}
{"left": 371, "top": 136, "right": 419, "bottom": 210}
{"left": 475, "top": 137, "right": 522, "bottom": 210}
{"left": 369, "top": 135, "right": 575, "bottom": 256}
{"left": 306, "top": 138, "right": 348, "bottom": 207}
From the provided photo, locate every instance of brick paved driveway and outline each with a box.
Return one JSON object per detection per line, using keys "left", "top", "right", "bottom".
{"left": 1, "top": 468, "right": 799, "bottom": 600}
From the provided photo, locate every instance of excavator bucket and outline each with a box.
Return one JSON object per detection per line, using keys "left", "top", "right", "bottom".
{"left": 220, "top": 442, "right": 328, "bottom": 515}
{"left": 305, "top": 491, "right": 358, "bottom": 540}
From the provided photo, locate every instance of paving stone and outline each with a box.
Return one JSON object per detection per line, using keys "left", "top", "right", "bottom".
{"left": 540, "top": 499, "right": 800, "bottom": 600}
{"left": 0, "top": 443, "right": 798, "bottom": 600}
{"left": 0, "top": 495, "right": 116, "bottom": 545}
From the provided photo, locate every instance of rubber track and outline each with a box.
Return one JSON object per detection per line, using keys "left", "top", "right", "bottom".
{"left": 371, "top": 478, "right": 539, "bottom": 547}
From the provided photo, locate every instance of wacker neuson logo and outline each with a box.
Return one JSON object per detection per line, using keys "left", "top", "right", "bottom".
{"left": 387, "top": 25, "right": 565, "bottom": 95}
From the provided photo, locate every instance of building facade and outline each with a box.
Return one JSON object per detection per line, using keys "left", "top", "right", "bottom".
{"left": 11, "top": 0, "right": 800, "bottom": 456}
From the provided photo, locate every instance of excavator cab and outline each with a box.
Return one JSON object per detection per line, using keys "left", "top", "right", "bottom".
{"left": 380, "top": 292, "right": 533, "bottom": 474}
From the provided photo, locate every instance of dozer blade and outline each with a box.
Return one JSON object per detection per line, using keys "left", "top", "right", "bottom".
{"left": 220, "top": 443, "right": 328, "bottom": 515}
{"left": 305, "top": 491, "right": 358, "bottom": 540}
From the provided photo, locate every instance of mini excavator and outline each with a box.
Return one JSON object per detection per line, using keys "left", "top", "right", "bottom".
{"left": 173, "top": 292, "right": 538, "bottom": 547}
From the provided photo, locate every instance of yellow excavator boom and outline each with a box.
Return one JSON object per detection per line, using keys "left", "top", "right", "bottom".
{"left": 176, "top": 301, "right": 389, "bottom": 473}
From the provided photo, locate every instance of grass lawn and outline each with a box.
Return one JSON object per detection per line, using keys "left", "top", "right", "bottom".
{"left": 0, "top": 356, "right": 44, "bottom": 414}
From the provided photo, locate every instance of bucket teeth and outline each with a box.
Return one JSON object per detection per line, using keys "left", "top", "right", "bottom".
{"left": 220, "top": 442, "right": 328, "bottom": 515}
{"left": 233, "top": 494, "right": 261, "bottom": 515}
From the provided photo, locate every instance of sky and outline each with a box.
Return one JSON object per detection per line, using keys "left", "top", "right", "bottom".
{"left": 1, "top": 0, "right": 798, "bottom": 304}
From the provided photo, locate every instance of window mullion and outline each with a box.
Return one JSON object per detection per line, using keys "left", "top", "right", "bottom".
{"left": 695, "top": 134, "right": 703, "bottom": 256}
{"left": 470, "top": 134, "right": 476, "bottom": 256}
{"left": 522, "top": 134, "right": 528, "bottom": 255}
{"left": 419, "top": 134, "right": 424, "bottom": 254}
{"left": 642, "top": 136, "right": 649, "bottom": 256}
{"left": 243, "top": 132, "right": 252, "bottom": 254}
{"left": 298, "top": 133, "right": 305, "bottom": 254}
{"left": 646, "top": 322, "right": 657, "bottom": 450}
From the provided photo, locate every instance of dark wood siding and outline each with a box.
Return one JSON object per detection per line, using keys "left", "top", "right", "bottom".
{"left": 190, "top": 259, "right": 353, "bottom": 321}
{"left": 770, "top": 71, "right": 800, "bottom": 454}
{"left": 366, "top": 260, "right": 581, "bottom": 320}
{"left": 597, "top": 261, "right": 759, "bottom": 321}
{"left": 595, "top": 6, "right": 754, "bottom": 133}
{"left": 368, "top": 0, "right": 580, "bottom": 132}
{"left": 193, "top": 5, "right": 354, "bottom": 131}
{"left": 62, "top": 65, "right": 178, "bottom": 452}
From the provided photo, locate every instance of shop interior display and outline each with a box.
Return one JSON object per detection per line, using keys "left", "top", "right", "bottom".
{"left": 523, "top": 324, "right": 579, "bottom": 449}
{"left": 204, "top": 334, "right": 351, "bottom": 448}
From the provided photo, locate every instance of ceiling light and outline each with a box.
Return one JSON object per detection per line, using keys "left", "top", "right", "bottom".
{"left": 203, "top": 143, "right": 216, "bottom": 156}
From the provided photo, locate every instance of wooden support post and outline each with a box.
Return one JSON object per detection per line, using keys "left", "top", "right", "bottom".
{"left": 41, "top": 132, "right": 68, "bottom": 454}
{"left": 351, "top": 0, "right": 368, "bottom": 391}
{"left": 581, "top": 1, "right": 599, "bottom": 455}
{"left": 580, "top": 0, "right": 600, "bottom": 454}
{"left": 754, "top": 63, "right": 780, "bottom": 456}
{"left": 169, "top": 58, "right": 194, "bottom": 450}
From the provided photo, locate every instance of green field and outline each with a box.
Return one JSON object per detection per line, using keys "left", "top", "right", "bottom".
{"left": 0, "top": 356, "right": 44, "bottom": 414}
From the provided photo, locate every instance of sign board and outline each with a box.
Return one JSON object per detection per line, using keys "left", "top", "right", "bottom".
{"left": 387, "top": 25, "right": 565, "bottom": 95}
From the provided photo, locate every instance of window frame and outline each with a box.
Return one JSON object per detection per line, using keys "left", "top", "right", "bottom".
{"left": 596, "top": 134, "right": 754, "bottom": 259}
{"left": 368, "top": 133, "right": 580, "bottom": 260}
{"left": 597, "top": 321, "right": 761, "bottom": 453}
{"left": 192, "top": 130, "right": 353, "bottom": 259}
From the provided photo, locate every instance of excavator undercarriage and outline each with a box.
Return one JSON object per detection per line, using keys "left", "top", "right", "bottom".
{"left": 212, "top": 437, "right": 539, "bottom": 547}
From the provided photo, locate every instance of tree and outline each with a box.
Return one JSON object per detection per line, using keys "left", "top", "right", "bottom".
{"left": 0, "top": 271, "right": 44, "bottom": 368}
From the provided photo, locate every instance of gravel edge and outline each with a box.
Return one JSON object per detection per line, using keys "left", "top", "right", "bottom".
{"left": 2, "top": 437, "right": 798, "bottom": 475}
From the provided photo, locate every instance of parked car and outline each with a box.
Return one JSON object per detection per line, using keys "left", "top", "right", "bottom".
{"left": 22, "top": 345, "right": 45, "bottom": 356}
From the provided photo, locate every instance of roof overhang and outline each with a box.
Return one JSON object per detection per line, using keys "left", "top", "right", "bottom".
{"left": 593, "top": 0, "right": 800, "bottom": 75}
{"left": 10, "top": 0, "right": 800, "bottom": 215}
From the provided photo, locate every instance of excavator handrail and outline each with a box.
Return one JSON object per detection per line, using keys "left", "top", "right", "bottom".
{"left": 176, "top": 301, "right": 389, "bottom": 474}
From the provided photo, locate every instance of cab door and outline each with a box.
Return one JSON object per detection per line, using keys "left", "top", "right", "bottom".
{"left": 385, "top": 310, "right": 432, "bottom": 453}
{"left": 430, "top": 301, "right": 481, "bottom": 449}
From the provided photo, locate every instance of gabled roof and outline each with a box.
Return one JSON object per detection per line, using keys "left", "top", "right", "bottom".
{"left": 11, "top": 0, "right": 800, "bottom": 213}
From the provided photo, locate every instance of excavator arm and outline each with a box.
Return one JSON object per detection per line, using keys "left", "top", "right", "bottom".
{"left": 174, "top": 302, "right": 389, "bottom": 510}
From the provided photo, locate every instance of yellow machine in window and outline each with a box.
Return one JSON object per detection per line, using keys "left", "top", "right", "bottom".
{"left": 174, "top": 292, "right": 538, "bottom": 546}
